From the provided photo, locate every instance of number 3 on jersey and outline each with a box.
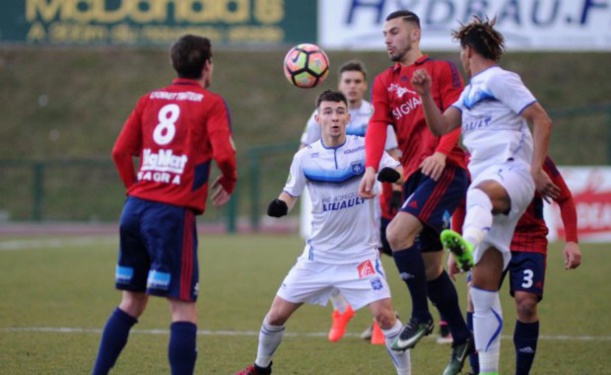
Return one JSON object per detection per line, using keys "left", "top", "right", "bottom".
{"left": 153, "top": 104, "right": 180, "bottom": 145}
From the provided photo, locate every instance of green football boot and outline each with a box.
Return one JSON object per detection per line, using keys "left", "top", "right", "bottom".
{"left": 440, "top": 229, "right": 475, "bottom": 272}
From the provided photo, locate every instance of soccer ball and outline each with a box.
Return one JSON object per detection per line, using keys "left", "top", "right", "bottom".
{"left": 283, "top": 43, "right": 330, "bottom": 89}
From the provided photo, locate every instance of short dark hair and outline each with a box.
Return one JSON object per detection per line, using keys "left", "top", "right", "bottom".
{"left": 316, "top": 90, "right": 348, "bottom": 109}
{"left": 385, "top": 10, "right": 420, "bottom": 28}
{"left": 338, "top": 59, "right": 367, "bottom": 81}
{"left": 452, "top": 16, "right": 505, "bottom": 61}
{"left": 170, "top": 34, "right": 212, "bottom": 79}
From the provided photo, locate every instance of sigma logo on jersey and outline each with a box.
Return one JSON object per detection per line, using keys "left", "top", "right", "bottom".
{"left": 357, "top": 259, "right": 376, "bottom": 278}
{"left": 392, "top": 97, "right": 421, "bottom": 120}
{"left": 138, "top": 148, "right": 188, "bottom": 185}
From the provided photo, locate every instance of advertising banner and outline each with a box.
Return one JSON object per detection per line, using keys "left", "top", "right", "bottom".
{"left": 544, "top": 167, "right": 611, "bottom": 243}
{"left": 319, "top": 0, "right": 611, "bottom": 51}
{"left": 0, "top": 0, "right": 316, "bottom": 46}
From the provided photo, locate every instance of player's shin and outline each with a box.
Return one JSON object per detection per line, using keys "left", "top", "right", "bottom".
{"left": 169, "top": 322, "right": 197, "bottom": 374}
{"left": 470, "top": 287, "right": 502, "bottom": 373}
{"left": 383, "top": 319, "right": 412, "bottom": 375}
{"left": 255, "top": 318, "right": 285, "bottom": 368}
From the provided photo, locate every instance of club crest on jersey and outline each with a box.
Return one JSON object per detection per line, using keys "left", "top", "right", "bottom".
{"left": 357, "top": 260, "right": 376, "bottom": 278}
{"left": 388, "top": 83, "right": 416, "bottom": 99}
{"left": 351, "top": 161, "right": 364, "bottom": 176}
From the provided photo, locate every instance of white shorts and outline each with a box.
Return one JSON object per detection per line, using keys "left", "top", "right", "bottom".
{"left": 276, "top": 255, "right": 391, "bottom": 310}
{"left": 469, "top": 160, "right": 535, "bottom": 269}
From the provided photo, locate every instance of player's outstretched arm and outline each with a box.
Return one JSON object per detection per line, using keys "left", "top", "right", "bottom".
{"left": 522, "top": 103, "right": 559, "bottom": 201}
{"left": 267, "top": 192, "right": 297, "bottom": 218}
{"left": 411, "top": 69, "right": 461, "bottom": 136}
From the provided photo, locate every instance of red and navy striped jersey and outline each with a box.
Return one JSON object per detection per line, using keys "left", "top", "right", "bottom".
{"left": 366, "top": 55, "right": 466, "bottom": 179}
{"left": 511, "top": 157, "right": 578, "bottom": 253}
{"left": 113, "top": 78, "right": 237, "bottom": 214}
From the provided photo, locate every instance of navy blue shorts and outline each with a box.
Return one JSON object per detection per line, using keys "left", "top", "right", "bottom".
{"left": 401, "top": 165, "right": 468, "bottom": 252}
{"left": 502, "top": 251, "right": 546, "bottom": 301}
{"left": 115, "top": 196, "right": 199, "bottom": 302}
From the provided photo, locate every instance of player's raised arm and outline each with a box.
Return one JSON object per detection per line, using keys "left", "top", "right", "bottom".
{"left": 411, "top": 69, "right": 462, "bottom": 137}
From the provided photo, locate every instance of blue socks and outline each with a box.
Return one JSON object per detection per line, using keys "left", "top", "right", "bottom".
{"left": 427, "top": 271, "right": 470, "bottom": 344}
{"left": 514, "top": 320, "right": 539, "bottom": 375}
{"left": 169, "top": 321, "right": 198, "bottom": 375}
{"left": 392, "top": 246, "right": 431, "bottom": 321}
{"left": 92, "top": 307, "right": 138, "bottom": 375}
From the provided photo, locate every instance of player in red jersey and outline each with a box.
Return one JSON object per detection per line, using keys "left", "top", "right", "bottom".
{"left": 358, "top": 10, "right": 473, "bottom": 374}
{"left": 92, "top": 34, "right": 237, "bottom": 375}
{"left": 449, "top": 156, "right": 582, "bottom": 375}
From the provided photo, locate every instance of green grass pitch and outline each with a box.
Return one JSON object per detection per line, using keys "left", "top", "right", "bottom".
{"left": 0, "top": 233, "right": 609, "bottom": 374}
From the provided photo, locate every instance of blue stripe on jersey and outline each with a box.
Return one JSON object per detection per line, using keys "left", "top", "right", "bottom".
{"left": 303, "top": 161, "right": 365, "bottom": 183}
{"left": 463, "top": 86, "right": 495, "bottom": 110}
{"left": 346, "top": 128, "right": 366, "bottom": 137}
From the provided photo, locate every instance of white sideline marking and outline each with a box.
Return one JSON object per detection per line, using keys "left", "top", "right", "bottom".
{"left": 1, "top": 327, "right": 610, "bottom": 341}
{"left": 0, "top": 236, "right": 116, "bottom": 251}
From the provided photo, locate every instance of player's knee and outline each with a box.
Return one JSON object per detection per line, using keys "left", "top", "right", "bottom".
{"left": 374, "top": 311, "right": 396, "bottom": 330}
{"left": 119, "top": 291, "right": 148, "bottom": 318}
{"left": 265, "top": 310, "right": 289, "bottom": 326}
{"left": 515, "top": 296, "right": 538, "bottom": 321}
{"left": 387, "top": 223, "right": 413, "bottom": 251}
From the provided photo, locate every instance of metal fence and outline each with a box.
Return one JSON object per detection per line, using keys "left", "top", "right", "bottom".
{"left": 1, "top": 104, "right": 610, "bottom": 232}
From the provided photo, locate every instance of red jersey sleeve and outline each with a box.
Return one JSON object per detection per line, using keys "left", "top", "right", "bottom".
{"left": 434, "top": 61, "right": 464, "bottom": 155}
{"left": 546, "top": 158, "right": 578, "bottom": 243}
{"left": 207, "top": 97, "right": 237, "bottom": 194}
{"left": 366, "top": 74, "right": 391, "bottom": 171}
{"left": 112, "top": 96, "right": 145, "bottom": 189}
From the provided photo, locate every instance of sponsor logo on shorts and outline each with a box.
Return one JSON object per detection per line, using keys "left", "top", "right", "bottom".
{"left": 115, "top": 266, "right": 134, "bottom": 284}
{"left": 370, "top": 277, "right": 384, "bottom": 291}
{"left": 147, "top": 270, "right": 171, "bottom": 290}
{"left": 358, "top": 260, "right": 375, "bottom": 278}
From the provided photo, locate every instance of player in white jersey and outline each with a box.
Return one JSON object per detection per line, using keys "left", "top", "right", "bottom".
{"left": 299, "top": 60, "right": 401, "bottom": 344}
{"left": 410, "top": 17, "right": 559, "bottom": 375}
{"left": 235, "top": 90, "right": 411, "bottom": 375}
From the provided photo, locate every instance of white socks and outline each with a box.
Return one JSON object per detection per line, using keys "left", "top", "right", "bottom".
{"left": 330, "top": 289, "right": 350, "bottom": 313}
{"left": 463, "top": 188, "right": 493, "bottom": 248}
{"left": 382, "top": 319, "right": 412, "bottom": 375}
{"left": 255, "top": 319, "right": 285, "bottom": 368}
{"left": 470, "top": 287, "right": 503, "bottom": 373}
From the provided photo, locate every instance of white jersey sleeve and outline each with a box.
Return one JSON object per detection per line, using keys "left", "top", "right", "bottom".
{"left": 283, "top": 149, "right": 307, "bottom": 197}
{"left": 487, "top": 71, "right": 537, "bottom": 114}
{"left": 380, "top": 150, "right": 401, "bottom": 170}
{"left": 385, "top": 125, "right": 398, "bottom": 151}
{"left": 299, "top": 110, "right": 321, "bottom": 145}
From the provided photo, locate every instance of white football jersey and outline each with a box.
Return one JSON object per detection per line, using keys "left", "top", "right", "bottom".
{"left": 284, "top": 135, "right": 400, "bottom": 264}
{"left": 452, "top": 66, "right": 536, "bottom": 174}
{"left": 300, "top": 100, "right": 398, "bottom": 151}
